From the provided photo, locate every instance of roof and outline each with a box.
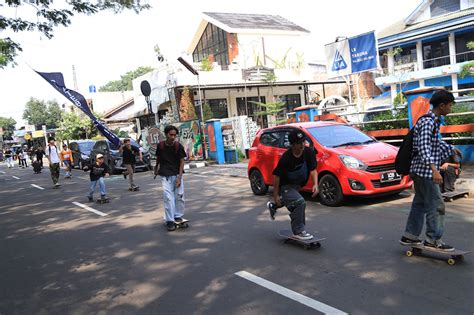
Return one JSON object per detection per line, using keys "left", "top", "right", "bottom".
{"left": 202, "top": 12, "right": 310, "bottom": 33}
{"left": 378, "top": 7, "right": 474, "bottom": 47}
{"left": 103, "top": 97, "right": 134, "bottom": 119}
{"left": 180, "top": 80, "right": 346, "bottom": 91}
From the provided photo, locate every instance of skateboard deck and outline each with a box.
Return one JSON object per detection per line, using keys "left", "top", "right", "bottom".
{"left": 174, "top": 218, "right": 189, "bottom": 229}
{"left": 279, "top": 229, "right": 325, "bottom": 250}
{"left": 442, "top": 190, "right": 469, "bottom": 202}
{"left": 402, "top": 243, "right": 471, "bottom": 265}
{"left": 96, "top": 198, "right": 110, "bottom": 204}
{"left": 128, "top": 187, "right": 140, "bottom": 191}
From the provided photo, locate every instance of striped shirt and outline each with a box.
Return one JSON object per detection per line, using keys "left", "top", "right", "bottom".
{"left": 410, "top": 111, "right": 454, "bottom": 179}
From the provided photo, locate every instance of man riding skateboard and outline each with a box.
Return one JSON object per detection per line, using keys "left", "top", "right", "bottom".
{"left": 267, "top": 129, "right": 318, "bottom": 240}
{"left": 120, "top": 138, "right": 142, "bottom": 191}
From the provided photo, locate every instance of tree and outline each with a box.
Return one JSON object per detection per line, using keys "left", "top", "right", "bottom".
{"left": 99, "top": 66, "right": 154, "bottom": 92}
{"left": 1, "top": 1, "right": 150, "bottom": 69}
{"left": 57, "top": 110, "right": 103, "bottom": 140}
{"left": 459, "top": 41, "right": 474, "bottom": 79}
{"left": 22, "top": 98, "right": 62, "bottom": 128}
{"left": 0, "top": 116, "right": 17, "bottom": 138}
{"left": 202, "top": 103, "right": 214, "bottom": 121}
{"left": 253, "top": 99, "right": 287, "bottom": 126}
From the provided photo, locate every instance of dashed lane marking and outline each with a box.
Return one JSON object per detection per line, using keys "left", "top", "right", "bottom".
{"left": 31, "top": 184, "right": 45, "bottom": 190}
{"left": 72, "top": 202, "right": 108, "bottom": 217}
{"left": 0, "top": 171, "right": 5, "bottom": 174}
{"left": 12, "top": 176, "right": 20, "bottom": 180}
{"left": 235, "top": 271, "right": 347, "bottom": 315}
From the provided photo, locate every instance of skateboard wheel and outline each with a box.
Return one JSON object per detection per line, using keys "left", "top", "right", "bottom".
{"left": 447, "top": 258, "right": 456, "bottom": 265}
{"left": 314, "top": 242, "right": 321, "bottom": 248}
{"left": 406, "top": 250, "right": 413, "bottom": 257}
{"left": 183, "top": 223, "right": 189, "bottom": 228}
{"left": 463, "top": 194, "right": 468, "bottom": 198}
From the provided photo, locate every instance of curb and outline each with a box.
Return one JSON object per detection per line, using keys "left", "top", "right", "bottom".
{"left": 184, "top": 162, "right": 206, "bottom": 170}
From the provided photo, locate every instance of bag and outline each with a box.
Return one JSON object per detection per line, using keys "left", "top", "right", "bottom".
{"left": 395, "top": 114, "right": 434, "bottom": 175}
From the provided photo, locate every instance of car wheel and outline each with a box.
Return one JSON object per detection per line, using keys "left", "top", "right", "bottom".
{"left": 319, "top": 174, "right": 344, "bottom": 206}
{"left": 249, "top": 169, "right": 268, "bottom": 195}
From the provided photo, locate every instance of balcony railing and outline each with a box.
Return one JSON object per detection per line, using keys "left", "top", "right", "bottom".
{"left": 423, "top": 55, "right": 451, "bottom": 69}
{"left": 456, "top": 51, "right": 474, "bottom": 63}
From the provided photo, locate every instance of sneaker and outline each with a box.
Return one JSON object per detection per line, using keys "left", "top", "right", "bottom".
{"left": 166, "top": 221, "right": 176, "bottom": 231}
{"left": 293, "top": 231, "right": 313, "bottom": 240}
{"left": 123, "top": 172, "right": 128, "bottom": 179}
{"left": 54, "top": 183, "right": 60, "bottom": 187}
{"left": 266, "top": 202, "right": 277, "bottom": 220}
{"left": 399, "top": 236, "right": 423, "bottom": 246}
{"left": 424, "top": 240, "right": 455, "bottom": 252}
{"left": 88, "top": 196, "right": 93, "bottom": 202}
{"left": 174, "top": 217, "right": 183, "bottom": 223}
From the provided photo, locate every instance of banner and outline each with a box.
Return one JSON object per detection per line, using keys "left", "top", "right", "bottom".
{"left": 35, "top": 71, "right": 121, "bottom": 146}
{"left": 325, "top": 31, "right": 378, "bottom": 78}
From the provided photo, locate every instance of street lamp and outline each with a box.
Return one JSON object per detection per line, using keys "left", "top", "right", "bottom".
{"left": 177, "top": 57, "right": 207, "bottom": 159}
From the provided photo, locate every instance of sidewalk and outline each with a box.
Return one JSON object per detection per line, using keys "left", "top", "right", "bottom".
{"left": 455, "top": 164, "right": 474, "bottom": 195}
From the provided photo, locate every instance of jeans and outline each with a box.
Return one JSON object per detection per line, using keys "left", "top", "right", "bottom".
{"left": 88, "top": 177, "right": 106, "bottom": 198}
{"left": 404, "top": 174, "right": 445, "bottom": 242}
{"left": 64, "top": 160, "right": 72, "bottom": 176}
{"left": 6, "top": 157, "right": 14, "bottom": 168}
{"left": 281, "top": 185, "right": 306, "bottom": 235}
{"left": 50, "top": 163, "right": 60, "bottom": 184}
{"left": 124, "top": 164, "right": 135, "bottom": 187}
{"left": 161, "top": 175, "right": 185, "bottom": 222}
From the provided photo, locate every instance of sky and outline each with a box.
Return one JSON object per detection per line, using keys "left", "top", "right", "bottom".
{"left": 0, "top": 0, "right": 418, "bottom": 127}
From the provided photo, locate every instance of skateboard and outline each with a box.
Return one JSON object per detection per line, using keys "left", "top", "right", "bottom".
{"left": 442, "top": 190, "right": 469, "bottom": 202}
{"left": 96, "top": 198, "right": 109, "bottom": 204}
{"left": 279, "top": 229, "right": 325, "bottom": 250}
{"left": 173, "top": 218, "right": 190, "bottom": 229}
{"left": 53, "top": 184, "right": 61, "bottom": 189}
{"left": 403, "top": 244, "right": 471, "bottom": 265}
{"left": 128, "top": 186, "right": 140, "bottom": 191}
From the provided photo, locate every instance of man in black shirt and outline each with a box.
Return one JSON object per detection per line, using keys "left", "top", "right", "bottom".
{"left": 268, "top": 129, "right": 318, "bottom": 240}
{"left": 4, "top": 147, "right": 14, "bottom": 168}
{"left": 120, "top": 138, "right": 142, "bottom": 190}
{"left": 84, "top": 153, "right": 110, "bottom": 202}
{"left": 35, "top": 146, "right": 45, "bottom": 168}
{"left": 154, "top": 125, "right": 187, "bottom": 231}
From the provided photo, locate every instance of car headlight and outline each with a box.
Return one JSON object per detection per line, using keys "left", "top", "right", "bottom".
{"left": 339, "top": 155, "right": 367, "bottom": 170}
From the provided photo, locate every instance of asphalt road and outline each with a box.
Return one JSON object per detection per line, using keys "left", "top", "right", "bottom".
{"left": 0, "top": 163, "right": 473, "bottom": 314}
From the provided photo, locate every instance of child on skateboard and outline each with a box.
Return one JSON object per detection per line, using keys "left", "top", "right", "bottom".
{"left": 60, "top": 144, "right": 74, "bottom": 178}
{"left": 267, "top": 129, "right": 319, "bottom": 240}
{"left": 84, "top": 153, "right": 110, "bottom": 202}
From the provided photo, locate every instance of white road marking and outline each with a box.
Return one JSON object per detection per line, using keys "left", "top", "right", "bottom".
{"left": 72, "top": 202, "right": 108, "bottom": 217}
{"left": 0, "top": 171, "right": 5, "bottom": 174}
{"left": 12, "top": 176, "right": 20, "bottom": 180}
{"left": 235, "top": 271, "right": 347, "bottom": 315}
{"left": 31, "top": 184, "right": 45, "bottom": 190}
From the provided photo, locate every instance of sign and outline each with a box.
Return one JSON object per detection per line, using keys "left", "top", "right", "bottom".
{"left": 32, "top": 130, "right": 45, "bottom": 138}
{"left": 24, "top": 133, "right": 32, "bottom": 140}
{"left": 325, "top": 31, "right": 378, "bottom": 78}
{"left": 242, "top": 66, "right": 275, "bottom": 81}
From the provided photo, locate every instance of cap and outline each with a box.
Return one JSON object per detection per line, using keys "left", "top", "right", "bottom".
{"left": 289, "top": 129, "right": 305, "bottom": 145}
{"left": 96, "top": 154, "right": 104, "bottom": 159}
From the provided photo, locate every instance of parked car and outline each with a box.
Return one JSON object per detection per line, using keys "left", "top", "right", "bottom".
{"left": 90, "top": 139, "right": 152, "bottom": 174}
{"left": 247, "top": 122, "right": 412, "bottom": 206}
{"left": 69, "top": 140, "right": 96, "bottom": 169}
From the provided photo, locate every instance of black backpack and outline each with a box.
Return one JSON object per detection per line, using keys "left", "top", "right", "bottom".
{"left": 395, "top": 114, "right": 434, "bottom": 175}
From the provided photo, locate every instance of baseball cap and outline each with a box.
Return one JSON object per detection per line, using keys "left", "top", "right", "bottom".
{"left": 289, "top": 129, "right": 305, "bottom": 145}
{"left": 96, "top": 154, "right": 104, "bottom": 159}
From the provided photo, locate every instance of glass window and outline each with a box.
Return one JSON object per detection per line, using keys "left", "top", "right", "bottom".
{"left": 78, "top": 142, "right": 95, "bottom": 152}
{"left": 423, "top": 37, "right": 450, "bottom": 69}
{"left": 379, "top": 50, "right": 388, "bottom": 69}
{"left": 260, "top": 131, "right": 283, "bottom": 147}
{"left": 455, "top": 31, "right": 474, "bottom": 63}
{"left": 430, "top": 0, "right": 460, "bottom": 17}
{"left": 394, "top": 45, "right": 417, "bottom": 64}
{"left": 280, "top": 130, "right": 313, "bottom": 149}
{"left": 307, "top": 125, "right": 373, "bottom": 148}
{"left": 208, "top": 99, "right": 228, "bottom": 119}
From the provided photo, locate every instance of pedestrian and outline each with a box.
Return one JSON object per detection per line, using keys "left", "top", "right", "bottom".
{"left": 154, "top": 125, "right": 187, "bottom": 231}
{"left": 19, "top": 147, "right": 29, "bottom": 168}
{"left": 439, "top": 151, "right": 462, "bottom": 193}
{"left": 400, "top": 90, "right": 461, "bottom": 251}
{"left": 83, "top": 153, "right": 109, "bottom": 202}
{"left": 4, "top": 147, "right": 14, "bottom": 168}
{"left": 267, "top": 129, "right": 319, "bottom": 240}
{"left": 120, "top": 138, "right": 142, "bottom": 190}
{"left": 60, "top": 144, "right": 74, "bottom": 178}
{"left": 46, "top": 138, "right": 61, "bottom": 188}
{"left": 35, "top": 146, "right": 45, "bottom": 168}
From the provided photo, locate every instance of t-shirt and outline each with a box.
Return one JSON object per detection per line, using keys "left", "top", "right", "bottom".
{"left": 47, "top": 145, "right": 61, "bottom": 164}
{"left": 273, "top": 147, "right": 317, "bottom": 187}
{"left": 35, "top": 150, "right": 44, "bottom": 159}
{"left": 89, "top": 162, "right": 109, "bottom": 181}
{"left": 122, "top": 146, "right": 139, "bottom": 165}
{"left": 4, "top": 150, "right": 12, "bottom": 158}
{"left": 155, "top": 142, "right": 187, "bottom": 177}
{"left": 60, "top": 150, "right": 73, "bottom": 161}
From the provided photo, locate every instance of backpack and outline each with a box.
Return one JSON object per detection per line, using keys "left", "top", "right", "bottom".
{"left": 395, "top": 114, "right": 434, "bottom": 175}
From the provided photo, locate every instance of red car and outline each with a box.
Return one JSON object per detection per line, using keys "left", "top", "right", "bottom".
{"left": 248, "top": 122, "right": 412, "bottom": 206}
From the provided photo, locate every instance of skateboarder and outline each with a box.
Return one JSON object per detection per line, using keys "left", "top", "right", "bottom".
{"left": 267, "top": 129, "right": 318, "bottom": 240}
{"left": 34, "top": 146, "right": 45, "bottom": 168}
{"left": 4, "top": 147, "right": 14, "bottom": 168}
{"left": 46, "top": 138, "right": 61, "bottom": 188}
{"left": 83, "top": 153, "right": 109, "bottom": 202}
{"left": 60, "top": 144, "right": 74, "bottom": 178}
{"left": 400, "top": 90, "right": 461, "bottom": 251}
{"left": 120, "top": 138, "right": 142, "bottom": 190}
{"left": 154, "top": 125, "right": 187, "bottom": 231}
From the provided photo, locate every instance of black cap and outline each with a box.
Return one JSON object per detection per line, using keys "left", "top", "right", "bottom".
{"left": 289, "top": 129, "right": 305, "bottom": 145}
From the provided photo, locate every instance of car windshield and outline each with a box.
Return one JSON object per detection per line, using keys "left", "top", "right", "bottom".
{"left": 109, "top": 139, "right": 140, "bottom": 151}
{"left": 78, "top": 142, "right": 95, "bottom": 152}
{"left": 307, "top": 125, "right": 375, "bottom": 148}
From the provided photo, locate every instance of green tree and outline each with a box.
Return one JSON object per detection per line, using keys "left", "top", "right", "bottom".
{"left": 459, "top": 41, "right": 474, "bottom": 79}
{"left": 200, "top": 56, "right": 214, "bottom": 71}
{"left": 99, "top": 66, "right": 154, "bottom": 92}
{"left": 0, "top": 116, "right": 17, "bottom": 138}
{"left": 202, "top": 103, "right": 214, "bottom": 121}
{"left": 1, "top": 1, "right": 150, "bottom": 69}
{"left": 22, "top": 98, "right": 62, "bottom": 128}
{"left": 57, "top": 110, "right": 103, "bottom": 140}
{"left": 253, "top": 99, "right": 287, "bottom": 125}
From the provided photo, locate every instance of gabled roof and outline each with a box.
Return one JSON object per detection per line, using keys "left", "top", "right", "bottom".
{"left": 404, "top": 0, "right": 430, "bottom": 25}
{"left": 103, "top": 97, "right": 134, "bottom": 120}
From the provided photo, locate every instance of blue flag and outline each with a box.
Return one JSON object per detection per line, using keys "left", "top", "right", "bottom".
{"left": 35, "top": 71, "right": 121, "bottom": 146}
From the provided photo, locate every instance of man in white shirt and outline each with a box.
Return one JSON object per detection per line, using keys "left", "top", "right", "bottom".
{"left": 46, "top": 138, "right": 61, "bottom": 187}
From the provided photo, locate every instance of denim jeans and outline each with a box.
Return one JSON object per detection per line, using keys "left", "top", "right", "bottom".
{"left": 89, "top": 177, "right": 106, "bottom": 198}
{"left": 6, "top": 157, "right": 14, "bottom": 168}
{"left": 161, "top": 175, "right": 185, "bottom": 222}
{"left": 281, "top": 185, "right": 306, "bottom": 235}
{"left": 404, "top": 174, "right": 445, "bottom": 242}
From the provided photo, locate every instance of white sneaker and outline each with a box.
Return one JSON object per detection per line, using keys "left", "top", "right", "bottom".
{"left": 293, "top": 231, "right": 313, "bottom": 240}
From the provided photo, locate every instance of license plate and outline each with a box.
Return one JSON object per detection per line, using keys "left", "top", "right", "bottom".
{"left": 380, "top": 171, "right": 401, "bottom": 183}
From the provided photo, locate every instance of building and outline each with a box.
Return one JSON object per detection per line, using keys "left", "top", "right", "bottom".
{"left": 375, "top": 0, "right": 474, "bottom": 99}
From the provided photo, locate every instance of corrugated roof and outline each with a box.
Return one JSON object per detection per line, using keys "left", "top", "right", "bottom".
{"left": 202, "top": 12, "right": 310, "bottom": 33}
{"left": 378, "top": 8, "right": 474, "bottom": 40}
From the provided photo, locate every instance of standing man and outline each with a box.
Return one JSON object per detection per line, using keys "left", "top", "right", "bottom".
{"left": 4, "top": 147, "right": 14, "bottom": 168}
{"left": 267, "top": 129, "right": 319, "bottom": 240}
{"left": 35, "top": 146, "right": 45, "bottom": 168}
{"left": 60, "top": 144, "right": 74, "bottom": 178}
{"left": 400, "top": 90, "right": 459, "bottom": 251}
{"left": 120, "top": 139, "right": 142, "bottom": 190}
{"left": 46, "top": 138, "right": 61, "bottom": 188}
{"left": 154, "top": 125, "right": 187, "bottom": 231}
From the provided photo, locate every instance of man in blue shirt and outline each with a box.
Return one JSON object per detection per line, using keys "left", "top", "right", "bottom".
{"left": 400, "top": 90, "right": 461, "bottom": 251}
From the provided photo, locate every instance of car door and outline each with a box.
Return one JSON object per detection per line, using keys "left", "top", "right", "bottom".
{"left": 257, "top": 129, "right": 287, "bottom": 184}
{"left": 69, "top": 142, "right": 79, "bottom": 167}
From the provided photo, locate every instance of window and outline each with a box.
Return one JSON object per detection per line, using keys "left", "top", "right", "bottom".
{"left": 394, "top": 45, "right": 417, "bottom": 65}
{"left": 279, "top": 94, "right": 302, "bottom": 113}
{"left": 260, "top": 131, "right": 283, "bottom": 147}
{"left": 430, "top": 0, "right": 460, "bottom": 17}
{"left": 69, "top": 143, "right": 78, "bottom": 152}
{"left": 192, "top": 23, "right": 230, "bottom": 69}
{"left": 307, "top": 125, "right": 372, "bottom": 148}
{"left": 423, "top": 37, "right": 450, "bottom": 69}
{"left": 208, "top": 99, "right": 228, "bottom": 119}
{"left": 379, "top": 50, "right": 388, "bottom": 69}
{"left": 455, "top": 31, "right": 474, "bottom": 63}
{"left": 280, "top": 129, "right": 313, "bottom": 149}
